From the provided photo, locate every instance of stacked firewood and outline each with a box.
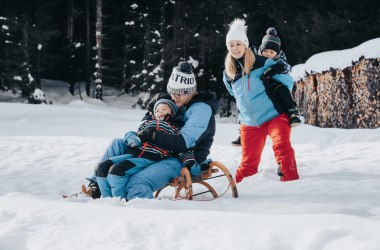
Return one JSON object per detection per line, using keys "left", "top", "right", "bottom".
{"left": 293, "top": 57, "right": 380, "bottom": 128}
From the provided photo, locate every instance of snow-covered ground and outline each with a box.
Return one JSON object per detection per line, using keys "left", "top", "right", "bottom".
{"left": 1, "top": 98, "right": 380, "bottom": 250}
{"left": 1, "top": 38, "right": 380, "bottom": 250}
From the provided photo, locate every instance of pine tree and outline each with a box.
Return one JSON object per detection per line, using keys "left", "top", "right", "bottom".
{"left": 122, "top": 1, "right": 145, "bottom": 95}
{"left": 0, "top": 14, "right": 24, "bottom": 92}
{"left": 95, "top": 0, "right": 103, "bottom": 100}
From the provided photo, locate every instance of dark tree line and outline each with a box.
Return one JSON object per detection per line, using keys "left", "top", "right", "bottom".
{"left": 1, "top": 0, "right": 379, "bottom": 105}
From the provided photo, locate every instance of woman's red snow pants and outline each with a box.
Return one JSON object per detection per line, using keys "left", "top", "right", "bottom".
{"left": 236, "top": 114, "right": 299, "bottom": 182}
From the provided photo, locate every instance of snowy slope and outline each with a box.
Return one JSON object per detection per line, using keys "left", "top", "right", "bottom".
{"left": 1, "top": 38, "right": 380, "bottom": 250}
{"left": 1, "top": 101, "right": 380, "bottom": 250}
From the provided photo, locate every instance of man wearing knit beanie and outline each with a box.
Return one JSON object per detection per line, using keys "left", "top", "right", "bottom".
{"left": 130, "top": 61, "right": 219, "bottom": 198}
{"left": 94, "top": 61, "right": 219, "bottom": 200}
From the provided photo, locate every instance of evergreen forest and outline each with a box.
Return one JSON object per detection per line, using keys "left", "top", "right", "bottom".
{"left": 1, "top": 0, "right": 379, "bottom": 105}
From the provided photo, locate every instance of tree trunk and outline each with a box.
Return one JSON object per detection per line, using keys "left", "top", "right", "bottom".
{"left": 85, "top": 0, "right": 91, "bottom": 96}
{"left": 21, "top": 3, "right": 32, "bottom": 97}
{"left": 159, "top": 2, "right": 166, "bottom": 90}
{"left": 35, "top": 6, "right": 42, "bottom": 90}
{"left": 36, "top": 48, "right": 41, "bottom": 89}
{"left": 95, "top": 0, "right": 103, "bottom": 100}
{"left": 67, "top": 0, "right": 75, "bottom": 95}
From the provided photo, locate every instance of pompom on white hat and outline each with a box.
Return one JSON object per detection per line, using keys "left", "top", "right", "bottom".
{"left": 226, "top": 18, "right": 249, "bottom": 48}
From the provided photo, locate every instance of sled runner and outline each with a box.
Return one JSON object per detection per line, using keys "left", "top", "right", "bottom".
{"left": 63, "top": 177, "right": 100, "bottom": 199}
{"left": 154, "top": 161, "right": 238, "bottom": 200}
{"left": 62, "top": 184, "right": 93, "bottom": 199}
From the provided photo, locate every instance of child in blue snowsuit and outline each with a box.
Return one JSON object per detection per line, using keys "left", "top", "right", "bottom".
{"left": 256, "top": 27, "right": 301, "bottom": 127}
{"left": 94, "top": 98, "right": 197, "bottom": 198}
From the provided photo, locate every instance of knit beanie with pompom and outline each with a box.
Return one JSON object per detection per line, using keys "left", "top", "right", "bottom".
{"left": 259, "top": 27, "right": 281, "bottom": 54}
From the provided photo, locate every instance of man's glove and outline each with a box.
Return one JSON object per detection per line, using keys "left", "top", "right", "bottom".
{"left": 137, "top": 127, "right": 156, "bottom": 142}
{"left": 260, "top": 62, "right": 286, "bottom": 81}
{"left": 190, "top": 159, "right": 212, "bottom": 176}
{"left": 123, "top": 131, "right": 141, "bottom": 147}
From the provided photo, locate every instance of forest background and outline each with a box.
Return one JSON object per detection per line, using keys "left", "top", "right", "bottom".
{"left": 1, "top": 0, "right": 379, "bottom": 109}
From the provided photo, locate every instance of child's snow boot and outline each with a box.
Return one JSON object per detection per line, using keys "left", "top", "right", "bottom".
{"left": 85, "top": 177, "right": 101, "bottom": 199}
{"left": 277, "top": 163, "right": 284, "bottom": 177}
{"left": 287, "top": 108, "right": 301, "bottom": 127}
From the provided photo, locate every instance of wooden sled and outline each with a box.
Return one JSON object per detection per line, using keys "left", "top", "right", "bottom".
{"left": 154, "top": 161, "right": 238, "bottom": 200}
{"left": 62, "top": 184, "right": 92, "bottom": 198}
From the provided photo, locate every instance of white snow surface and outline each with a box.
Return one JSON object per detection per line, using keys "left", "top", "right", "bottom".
{"left": 1, "top": 97, "right": 380, "bottom": 250}
{"left": 1, "top": 51, "right": 380, "bottom": 249}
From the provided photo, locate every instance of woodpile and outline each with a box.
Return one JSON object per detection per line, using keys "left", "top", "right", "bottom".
{"left": 293, "top": 57, "right": 380, "bottom": 128}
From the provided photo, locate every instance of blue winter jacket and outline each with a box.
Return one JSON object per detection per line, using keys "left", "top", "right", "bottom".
{"left": 223, "top": 55, "right": 294, "bottom": 127}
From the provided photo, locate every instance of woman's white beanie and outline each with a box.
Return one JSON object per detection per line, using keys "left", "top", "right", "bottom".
{"left": 226, "top": 18, "right": 249, "bottom": 48}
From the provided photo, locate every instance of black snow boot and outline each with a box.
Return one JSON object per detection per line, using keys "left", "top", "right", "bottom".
{"left": 231, "top": 136, "right": 241, "bottom": 146}
{"left": 287, "top": 108, "right": 301, "bottom": 127}
{"left": 89, "top": 181, "right": 101, "bottom": 199}
{"left": 85, "top": 177, "right": 101, "bottom": 199}
{"left": 277, "top": 163, "right": 284, "bottom": 177}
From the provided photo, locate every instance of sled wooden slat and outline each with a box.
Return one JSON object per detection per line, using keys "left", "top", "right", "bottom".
{"left": 154, "top": 161, "right": 238, "bottom": 200}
